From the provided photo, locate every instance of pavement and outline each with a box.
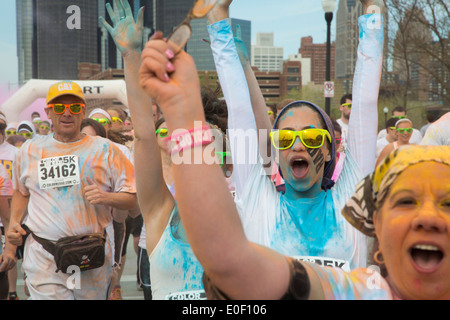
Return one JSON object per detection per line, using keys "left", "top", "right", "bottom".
{"left": 11, "top": 235, "right": 146, "bottom": 300}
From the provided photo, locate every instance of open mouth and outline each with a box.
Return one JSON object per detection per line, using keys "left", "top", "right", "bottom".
{"left": 409, "top": 244, "right": 444, "bottom": 272}
{"left": 290, "top": 158, "right": 309, "bottom": 179}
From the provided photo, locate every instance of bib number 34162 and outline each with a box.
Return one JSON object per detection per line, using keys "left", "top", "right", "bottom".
{"left": 38, "top": 155, "right": 81, "bottom": 189}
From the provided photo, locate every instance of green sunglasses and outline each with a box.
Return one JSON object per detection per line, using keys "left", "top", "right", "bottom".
{"left": 393, "top": 115, "right": 407, "bottom": 119}
{"left": 156, "top": 128, "right": 169, "bottom": 138}
{"left": 396, "top": 127, "right": 413, "bottom": 134}
{"left": 270, "top": 128, "right": 332, "bottom": 150}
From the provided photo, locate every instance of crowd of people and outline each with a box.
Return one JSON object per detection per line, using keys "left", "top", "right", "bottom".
{"left": 0, "top": 0, "right": 449, "bottom": 301}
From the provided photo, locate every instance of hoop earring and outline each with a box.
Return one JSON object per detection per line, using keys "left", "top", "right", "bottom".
{"left": 374, "top": 250, "right": 384, "bottom": 265}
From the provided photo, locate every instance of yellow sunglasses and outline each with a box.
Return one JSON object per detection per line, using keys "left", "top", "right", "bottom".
{"left": 19, "top": 132, "right": 33, "bottom": 138}
{"left": 112, "top": 117, "right": 123, "bottom": 123}
{"left": 270, "top": 129, "right": 331, "bottom": 150}
{"left": 92, "top": 118, "right": 111, "bottom": 126}
{"left": 6, "top": 130, "right": 16, "bottom": 136}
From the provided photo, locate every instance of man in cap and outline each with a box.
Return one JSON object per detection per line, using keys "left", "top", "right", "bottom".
{"left": 6, "top": 81, "right": 138, "bottom": 300}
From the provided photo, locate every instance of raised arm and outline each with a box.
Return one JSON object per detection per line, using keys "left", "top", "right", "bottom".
{"left": 100, "top": 0, "right": 174, "bottom": 236}
{"left": 233, "top": 24, "right": 274, "bottom": 172}
{"left": 206, "top": 1, "right": 262, "bottom": 199}
{"left": 347, "top": 0, "right": 384, "bottom": 177}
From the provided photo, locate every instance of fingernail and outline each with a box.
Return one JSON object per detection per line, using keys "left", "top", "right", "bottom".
{"left": 165, "top": 49, "right": 175, "bottom": 59}
{"left": 164, "top": 73, "right": 170, "bottom": 82}
{"left": 166, "top": 61, "right": 174, "bottom": 72}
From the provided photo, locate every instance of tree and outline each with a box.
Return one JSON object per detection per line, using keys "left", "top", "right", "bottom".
{"left": 384, "top": 0, "right": 450, "bottom": 106}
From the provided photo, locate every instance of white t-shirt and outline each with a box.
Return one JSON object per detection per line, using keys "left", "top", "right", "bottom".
{"left": 12, "top": 134, "right": 136, "bottom": 240}
{"left": 420, "top": 112, "right": 450, "bottom": 146}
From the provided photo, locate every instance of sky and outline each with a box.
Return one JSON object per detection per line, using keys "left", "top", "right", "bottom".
{"left": 0, "top": 0, "right": 338, "bottom": 90}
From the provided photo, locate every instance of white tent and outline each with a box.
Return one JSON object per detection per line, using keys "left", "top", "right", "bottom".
{"left": 0, "top": 79, "right": 128, "bottom": 122}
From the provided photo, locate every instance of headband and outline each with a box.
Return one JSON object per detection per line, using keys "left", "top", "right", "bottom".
{"left": 17, "top": 120, "right": 36, "bottom": 134}
{"left": 272, "top": 100, "right": 336, "bottom": 190}
{"left": 6, "top": 122, "right": 18, "bottom": 131}
{"left": 395, "top": 118, "right": 412, "bottom": 127}
{"left": 88, "top": 108, "right": 112, "bottom": 122}
{"left": 342, "top": 145, "right": 450, "bottom": 237}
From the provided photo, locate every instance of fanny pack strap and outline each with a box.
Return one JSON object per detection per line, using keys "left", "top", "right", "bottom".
{"left": 22, "top": 225, "right": 56, "bottom": 256}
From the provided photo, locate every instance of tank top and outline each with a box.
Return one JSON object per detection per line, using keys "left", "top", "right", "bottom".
{"left": 148, "top": 205, "right": 205, "bottom": 300}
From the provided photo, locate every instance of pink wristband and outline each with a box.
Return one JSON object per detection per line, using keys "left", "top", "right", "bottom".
{"left": 165, "top": 126, "right": 214, "bottom": 155}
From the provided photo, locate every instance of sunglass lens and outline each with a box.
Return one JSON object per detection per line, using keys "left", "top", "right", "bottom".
{"left": 302, "top": 130, "right": 323, "bottom": 148}
{"left": 70, "top": 104, "right": 82, "bottom": 113}
{"left": 160, "top": 129, "right": 168, "bottom": 137}
{"left": 275, "top": 131, "right": 294, "bottom": 149}
{"left": 53, "top": 104, "right": 66, "bottom": 114}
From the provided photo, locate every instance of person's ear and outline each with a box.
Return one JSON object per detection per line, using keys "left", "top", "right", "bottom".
{"left": 324, "top": 141, "right": 332, "bottom": 162}
{"left": 325, "top": 148, "right": 331, "bottom": 162}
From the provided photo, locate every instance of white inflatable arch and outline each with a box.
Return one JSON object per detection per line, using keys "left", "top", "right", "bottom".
{"left": 0, "top": 79, "right": 128, "bottom": 122}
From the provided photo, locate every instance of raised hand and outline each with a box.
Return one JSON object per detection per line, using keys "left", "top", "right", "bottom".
{"left": 139, "top": 33, "right": 204, "bottom": 126}
{"left": 99, "top": 0, "right": 144, "bottom": 55}
{"left": 207, "top": 0, "right": 233, "bottom": 24}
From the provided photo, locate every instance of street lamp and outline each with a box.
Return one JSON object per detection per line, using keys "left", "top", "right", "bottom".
{"left": 322, "top": 0, "right": 336, "bottom": 116}
{"left": 383, "top": 106, "right": 389, "bottom": 124}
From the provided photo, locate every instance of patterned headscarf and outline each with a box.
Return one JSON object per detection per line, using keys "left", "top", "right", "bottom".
{"left": 273, "top": 101, "right": 336, "bottom": 190}
{"left": 342, "top": 145, "right": 450, "bottom": 237}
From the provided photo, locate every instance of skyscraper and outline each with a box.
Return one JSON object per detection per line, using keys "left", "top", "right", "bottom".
{"left": 16, "top": 0, "right": 192, "bottom": 84}
{"left": 17, "top": 0, "right": 100, "bottom": 83}
{"left": 335, "top": 0, "right": 363, "bottom": 93}
{"left": 16, "top": 0, "right": 34, "bottom": 85}
{"left": 146, "top": 0, "right": 194, "bottom": 37}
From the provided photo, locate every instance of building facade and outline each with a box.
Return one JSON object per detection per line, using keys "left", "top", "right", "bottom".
{"left": 298, "top": 36, "right": 335, "bottom": 86}
{"left": 251, "top": 33, "right": 284, "bottom": 72}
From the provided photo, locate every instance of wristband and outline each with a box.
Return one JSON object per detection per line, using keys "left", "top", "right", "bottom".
{"left": 165, "top": 125, "right": 214, "bottom": 155}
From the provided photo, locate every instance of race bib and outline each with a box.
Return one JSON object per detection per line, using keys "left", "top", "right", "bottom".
{"left": 292, "top": 255, "right": 351, "bottom": 272}
{"left": 165, "top": 290, "right": 207, "bottom": 300}
{"left": 38, "top": 155, "right": 81, "bottom": 189}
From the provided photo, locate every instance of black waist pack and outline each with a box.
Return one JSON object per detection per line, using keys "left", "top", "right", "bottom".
{"left": 24, "top": 225, "right": 106, "bottom": 273}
